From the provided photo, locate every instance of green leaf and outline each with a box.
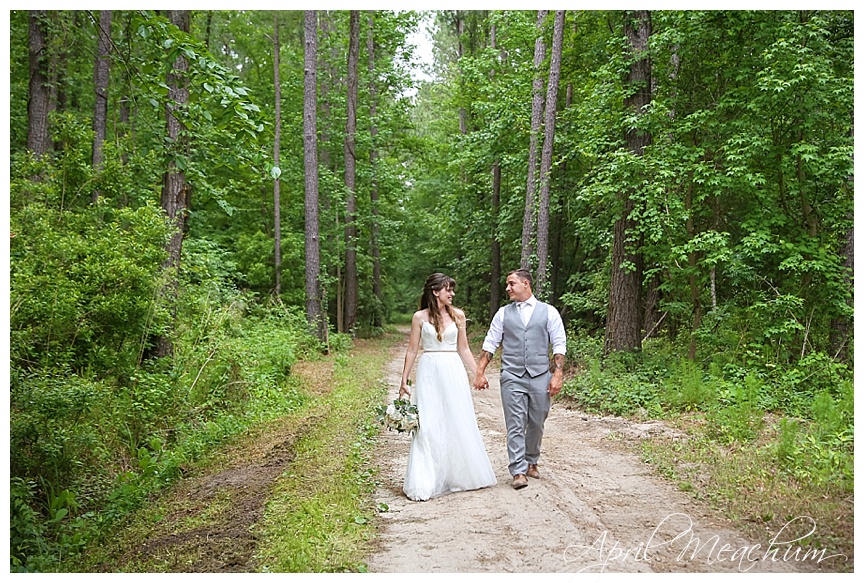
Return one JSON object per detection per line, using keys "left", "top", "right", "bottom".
{"left": 48, "top": 508, "right": 69, "bottom": 524}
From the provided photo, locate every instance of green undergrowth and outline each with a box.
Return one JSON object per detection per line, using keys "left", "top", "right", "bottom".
{"left": 51, "top": 328, "right": 399, "bottom": 572}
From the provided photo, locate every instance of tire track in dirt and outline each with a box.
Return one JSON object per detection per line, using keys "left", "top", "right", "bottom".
{"left": 367, "top": 330, "right": 808, "bottom": 573}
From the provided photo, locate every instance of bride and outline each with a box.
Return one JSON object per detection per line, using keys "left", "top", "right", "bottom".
{"left": 398, "top": 273, "right": 497, "bottom": 501}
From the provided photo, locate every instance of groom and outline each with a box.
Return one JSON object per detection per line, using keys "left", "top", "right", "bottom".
{"left": 473, "top": 269, "right": 566, "bottom": 490}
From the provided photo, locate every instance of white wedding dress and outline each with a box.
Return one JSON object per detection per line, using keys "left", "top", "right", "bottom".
{"left": 403, "top": 321, "right": 497, "bottom": 501}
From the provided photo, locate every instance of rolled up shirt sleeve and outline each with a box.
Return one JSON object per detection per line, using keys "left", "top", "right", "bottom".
{"left": 547, "top": 305, "right": 567, "bottom": 356}
{"left": 481, "top": 306, "right": 506, "bottom": 355}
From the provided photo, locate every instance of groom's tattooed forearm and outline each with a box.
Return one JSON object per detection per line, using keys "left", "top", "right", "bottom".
{"left": 477, "top": 351, "right": 494, "bottom": 369}
{"left": 550, "top": 354, "right": 565, "bottom": 373}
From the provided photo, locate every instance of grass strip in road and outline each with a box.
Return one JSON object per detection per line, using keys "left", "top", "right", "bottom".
{"left": 252, "top": 332, "right": 397, "bottom": 572}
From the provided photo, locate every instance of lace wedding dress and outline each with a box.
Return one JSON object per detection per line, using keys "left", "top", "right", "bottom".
{"left": 403, "top": 321, "right": 497, "bottom": 501}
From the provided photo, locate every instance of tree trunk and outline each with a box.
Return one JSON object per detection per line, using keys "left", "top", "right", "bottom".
{"left": 27, "top": 10, "right": 51, "bottom": 159}
{"left": 488, "top": 23, "right": 502, "bottom": 320}
{"left": 153, "top": 10, "right": 191, "bottom": 359}
{"left": 318, "top": 12, "right": 338, "bottom": 332}
{"left": 343, "top": 10, "right": 360, "bottom": 334}
{"left": 91, "top": 10, "right": 111, "bottom": 202}
{"left": 367, "top": 15, "right": 383, "bottom": 329}
{"left": 535, "top": 10, "right": 564, "bottom": 298}
{"left": 490, "top": 161, "right": 502, "bottom": 319}
{"left": 457, "top": 14, "right": 468, "bottom": 135}
{"left": 520, "top": 10, "right": 548, "bottom": 270}
{"left": 604, "top": 10, "right": 652, "bottom": 356}
{"left": 204, "top": 11, "right": 212, "bottom": 52}
{"left": 304, "top": 11, "right": 326, "bottom": 345}
{"left": 273, "top": 13, "right": 282, "bottom": 296}
{"left": 605, "top": 196, "right": 643, "bottom": 356}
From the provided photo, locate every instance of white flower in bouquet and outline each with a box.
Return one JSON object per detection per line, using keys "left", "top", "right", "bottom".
{"left": 377, "top": 397, "right": 419, "bottom": 434}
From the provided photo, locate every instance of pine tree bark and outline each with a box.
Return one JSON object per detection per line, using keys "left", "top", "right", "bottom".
{"left": 489, "top": 23, "right": 502, "bottom": 320}
{"left": 317, "top": 12, "right": 339, "bottom": 333}
{"left": 273, "top": 13, "right": 282, "bottom": 296}
{"left": 490, "top": 162, "right": 502, "bottom": 320}
{"left": 367, "top": 15, "right": 383, "bottom": 329}
{"left": 27, "top": 10, "right": 51, "bottom": 159}
{"left": 91, "top": 10, "right": 111, "bottom": 202}
{"left": 343, "top": 10, "right": 360, "bottom": 334}
{"left": 535, "top": 10, "right": 564, "bottom": 298}
{"left": 604, "top": 10, "right": 652, "bottom": 356}
{"left": 520, "top": 10, "right": 547, "bottom": 270}
{"left": 154, "top": 10, "right": 191, "bottom": 359}
{"left": 457, "top": 14, "right": 468, "bottom": 135}
{"left": 304, "top": 10, "right": 326, "bottom": 344}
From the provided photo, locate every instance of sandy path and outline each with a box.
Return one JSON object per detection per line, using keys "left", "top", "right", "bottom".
{"left": 366, "top": 331, "right": 807, "bottom": 573}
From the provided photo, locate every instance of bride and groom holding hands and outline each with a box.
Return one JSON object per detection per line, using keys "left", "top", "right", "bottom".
{"left": 398, "top": 269, "right": 566, "bottom": 501}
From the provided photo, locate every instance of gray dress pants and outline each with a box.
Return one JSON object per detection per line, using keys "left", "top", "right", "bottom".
{"left": 500, "top": 368, "right": 551, "bottom": 476}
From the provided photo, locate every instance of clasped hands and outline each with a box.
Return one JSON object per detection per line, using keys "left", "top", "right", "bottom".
{"left": 472, "top": 372, "right": 490, "bottom": 391}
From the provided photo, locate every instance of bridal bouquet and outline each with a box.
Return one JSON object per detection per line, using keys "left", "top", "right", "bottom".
{"left": 377, "top": 398, "right": 419, "bottom": 434}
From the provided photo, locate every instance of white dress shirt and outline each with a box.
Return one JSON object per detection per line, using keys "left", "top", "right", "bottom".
{"left": 482, "top": 295, "right": 567, "bottom": 356}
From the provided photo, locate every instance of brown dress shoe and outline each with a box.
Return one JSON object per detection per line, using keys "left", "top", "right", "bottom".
{"left": 526, "top": 464, "right": 540, "bottom": 479}
{"left": 512, "top": 474, "right": 528, "bottom": 489}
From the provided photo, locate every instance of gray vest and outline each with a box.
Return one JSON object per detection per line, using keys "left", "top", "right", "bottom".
{"left": 501, "top": 301, "right": 550, "bottom": 378}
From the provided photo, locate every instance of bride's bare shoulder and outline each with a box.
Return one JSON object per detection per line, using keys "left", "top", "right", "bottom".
{"left": 412, "top": 309, "right": 430, "bottom": 324}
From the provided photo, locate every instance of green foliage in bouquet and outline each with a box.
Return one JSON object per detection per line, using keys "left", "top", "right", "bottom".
{"left": 376, "top": 398, "right": 419, "bottom": 435}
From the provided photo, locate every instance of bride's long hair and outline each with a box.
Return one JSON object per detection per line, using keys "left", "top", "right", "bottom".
{"left": 420, "top": 273, "right": 460, "bottom": 341}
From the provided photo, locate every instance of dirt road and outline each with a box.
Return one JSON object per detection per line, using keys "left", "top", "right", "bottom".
{"left": 366, "top": 332, "right": 809, "bottom": 573}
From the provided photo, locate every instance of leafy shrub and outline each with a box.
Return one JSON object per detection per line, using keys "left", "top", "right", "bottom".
{"left": 768, "top": 352, "right": 852, "bottom": 415}
{"left": 662, "top": 358, "right": 716, "bottom": 411}
{"left": 775, "top": 417, "right": 800, "bottom": 470}
{"left": 562, "top": 358, "right": 661, "bottom": 417}
{"left": 9, "top": 202, "right": 170, "bottom": 374}
{"left": 706, "top": 374, "right": 765, "bottom": 444}
{"left": 10, "top": 477, "right": 48, "bottom": 572}
{"left": 10, "top": 372, "right": 112, "bottom": 490}
{"left": 329, "top": 332, "right": 356, "bottom": 354}
{"left": 774, "top": 382, "right": 853, "bottom": 490}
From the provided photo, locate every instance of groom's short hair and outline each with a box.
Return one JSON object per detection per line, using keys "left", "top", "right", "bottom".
{"left": 508, "top": 269, "right": 533, "bottom": 287}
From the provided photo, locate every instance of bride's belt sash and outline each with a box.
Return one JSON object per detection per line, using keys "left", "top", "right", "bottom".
{"left": 422, "top": 349, "right": 457, "bottom": 353}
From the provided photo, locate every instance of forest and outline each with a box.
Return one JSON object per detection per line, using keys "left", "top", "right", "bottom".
{"left": 8, "top": 9, "right": 854, "bottom": 571}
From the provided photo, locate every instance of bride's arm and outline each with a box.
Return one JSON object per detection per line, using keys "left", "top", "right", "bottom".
{"left": 399, "top": 311, "right": 423, "bottom": 398}
{"left": 455, "top": 310, "right": 477, "bottom": 378}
